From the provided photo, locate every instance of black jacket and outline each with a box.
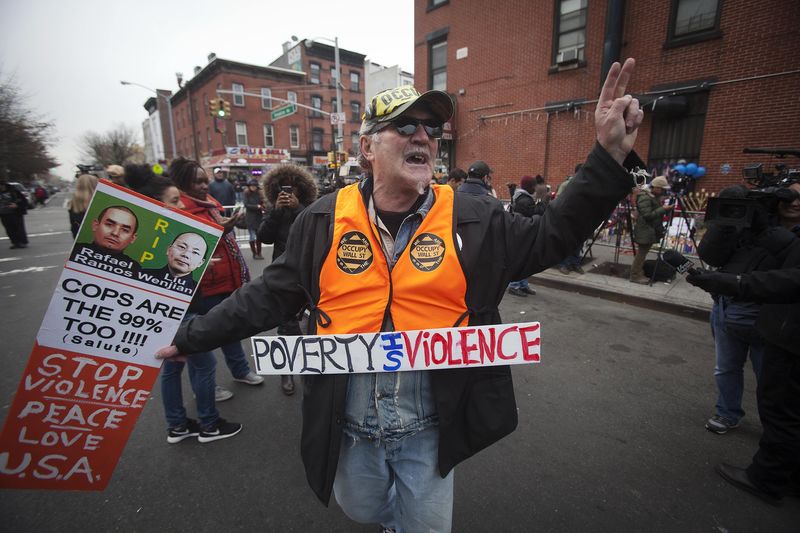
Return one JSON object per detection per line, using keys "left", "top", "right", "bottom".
{"left": 174, "top": 143, "right": 636, "bottom": 504}
{"left": 734, "top": 226, "right": 800, "bottom": 355}
{"left": 457, "top": 177, "right": 492, "bottom": 196}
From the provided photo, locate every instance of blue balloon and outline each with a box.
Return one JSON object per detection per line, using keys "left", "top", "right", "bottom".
{"left": 695, "top": 166, "right": 706, "bottom": 178}
{"left": 674, "top": 164, "right": 687, "bottom": 174}
{"left": 685, "top": 163, "right": 698, "bottom": 176}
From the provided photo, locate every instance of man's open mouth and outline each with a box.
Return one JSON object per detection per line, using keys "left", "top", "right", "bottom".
{"left": 405, "top": 153, "right": 428, "bottom": 165}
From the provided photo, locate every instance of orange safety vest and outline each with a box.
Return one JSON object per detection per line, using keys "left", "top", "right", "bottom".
{"left": 318, "top": 183, "right": 468, "bottom": 334}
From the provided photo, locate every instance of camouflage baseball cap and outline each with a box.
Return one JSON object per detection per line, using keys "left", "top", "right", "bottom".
{"left": 359, "top": 86, "right": 453, "bottom": 135}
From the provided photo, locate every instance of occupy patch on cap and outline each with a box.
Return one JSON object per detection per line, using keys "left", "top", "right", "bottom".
{"left": 360, "top": 86, "right": 453, "bottom": 134}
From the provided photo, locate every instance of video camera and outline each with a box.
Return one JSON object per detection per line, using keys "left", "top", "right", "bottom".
{"left": 705, "top": 148, "right": 800, "bottom": 229}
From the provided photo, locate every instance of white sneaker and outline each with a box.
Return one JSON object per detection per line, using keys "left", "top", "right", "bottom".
{"left": 233, "top": 371, "right": 264, "bottom": 385}
{"left": 215, "top": 385, "right": 234, "bottom": 402}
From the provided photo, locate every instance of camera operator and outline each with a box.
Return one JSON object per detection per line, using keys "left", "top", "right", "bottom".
{"left": 687, "top": 180, "right": 800, "bottom": 504}
{"left": 693, "top": 185, "right": 782, "bottom": 435}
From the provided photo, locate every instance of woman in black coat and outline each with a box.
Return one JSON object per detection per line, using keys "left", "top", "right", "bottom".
{"left": 257, "top": 164, "right": 317, "bottom": 394}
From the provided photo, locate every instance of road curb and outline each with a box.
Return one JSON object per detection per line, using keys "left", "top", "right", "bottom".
{"left": 530, "top": 274, "right": 711, "bottom": 322}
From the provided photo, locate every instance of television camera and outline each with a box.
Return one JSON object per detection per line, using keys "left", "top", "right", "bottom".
{"left": 705, "top": 148, "right": 800, "bottom": 229}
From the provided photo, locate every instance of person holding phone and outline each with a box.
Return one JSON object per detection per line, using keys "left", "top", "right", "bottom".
{"left": 257, "top": 164, "right": 318, "bottom": 395}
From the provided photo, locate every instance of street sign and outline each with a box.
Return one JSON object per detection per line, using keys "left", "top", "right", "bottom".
{"left": 271, "top": 104, "right": 297, "bottom": 120}
{"left": 330, "top": 112, "right": 346, "bottom": 126}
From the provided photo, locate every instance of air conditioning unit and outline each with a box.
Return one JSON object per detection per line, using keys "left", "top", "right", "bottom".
{"left": 556, "top": 47, "right": 581, "bottom": 65}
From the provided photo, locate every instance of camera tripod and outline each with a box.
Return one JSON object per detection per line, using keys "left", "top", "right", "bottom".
{"left": 582, "top": 196, "right": 636, "bottom": 276}
{"left": 647, "top": 192, "right": 705, "bottom": 284}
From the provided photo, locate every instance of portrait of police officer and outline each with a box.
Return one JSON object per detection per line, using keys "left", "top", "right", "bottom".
{"left": 157, "top": 58, "right": 646, "bottom": 531}
{"left": 141, "top": 232, "right": 207, "bottom": 292}
{"left": 70, "top": 205, "right": 139, "bottom": 268}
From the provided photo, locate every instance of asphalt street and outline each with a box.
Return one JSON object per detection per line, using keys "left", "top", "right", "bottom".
{"left": 1, "top": 194, "right": 798, "bottom": 532}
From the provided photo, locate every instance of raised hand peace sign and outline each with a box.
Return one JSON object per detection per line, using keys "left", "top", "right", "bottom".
{"left": 595, "top": 58, "right": 643, "bottom": 165}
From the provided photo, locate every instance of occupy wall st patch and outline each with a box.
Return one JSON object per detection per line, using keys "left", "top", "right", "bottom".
{"left": 336, "top": 231, "right": 374, "bottom": 274}
{"left": 409, "top": 233, "right": 445, "bottom": 272}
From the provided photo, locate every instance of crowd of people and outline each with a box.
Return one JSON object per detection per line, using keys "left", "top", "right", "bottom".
{"left": 11, "top": 53, "right": 796, "bottom": 529}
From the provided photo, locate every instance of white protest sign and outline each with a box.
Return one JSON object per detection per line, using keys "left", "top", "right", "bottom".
{"left": 0, "top": 180, "right": 222, "bottom": 491}
{"left": 251, "top": 322, "right": 541, "bottom": 375}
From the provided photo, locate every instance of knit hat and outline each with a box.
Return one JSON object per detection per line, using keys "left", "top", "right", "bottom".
{"left": 106, "top": 164, "right": 124, "bottom": 178}
{"left": 650, "top": 176, "right": 670, "bottom": 189}
{"left": 520, "top": 175, "right": 536, "bottom": 190}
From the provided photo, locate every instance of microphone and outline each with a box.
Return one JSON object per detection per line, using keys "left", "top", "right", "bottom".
{"left": 662, "top": 250, "right": 700, "bottom": 276}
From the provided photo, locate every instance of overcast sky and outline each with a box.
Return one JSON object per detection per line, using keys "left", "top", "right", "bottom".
{"left": 0, "top": 0, "right": 415, "bottom": 180}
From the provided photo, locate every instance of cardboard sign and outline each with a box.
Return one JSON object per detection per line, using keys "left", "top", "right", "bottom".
{"left": 0, "top": 180, "right": 222, "bottom": 490}
{"left": 251, "top": 322, "right": 541, "bottom": 375}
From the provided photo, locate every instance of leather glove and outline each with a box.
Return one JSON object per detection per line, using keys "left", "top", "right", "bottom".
{"left": 686, "top": 270, "right": 741, "bottom": 297}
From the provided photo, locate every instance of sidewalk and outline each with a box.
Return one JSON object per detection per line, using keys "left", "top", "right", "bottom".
{"left": 531, "top": 242, "right": 713, "bottom": 320}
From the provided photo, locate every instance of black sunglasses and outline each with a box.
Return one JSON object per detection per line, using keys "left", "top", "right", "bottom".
{"left": 380, "top": 118, "right": 444, "bottom": 139}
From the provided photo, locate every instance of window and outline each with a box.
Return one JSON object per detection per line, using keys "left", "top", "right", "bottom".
{"left": 428, "top": 0, "right": 448, "bottom": 8}
{"left": 287, "top": 91, "right": 297, "bottom": 105}
{"left": 554, "top": 0, "right": 587, "bottom": 64}
{"left": 332, "top": 98, "right": 339, "bottom": 113}
{"left": 351, "top": 101, "right": 360, "bottom": 122}
{"left": 647, "top": 91, "right": 709, "bottom": 176}
{"left": 330, "top": 65, "right": 338, "bottom": 85}
{"left": 350, "top": 72, "right": 360, "bottom": 92}
{"left": 312, "top": 128, "right": 324, "bottom": 151}
{"left": 351, "top": 133, "right": 360, "bottom": 151}
{"left": 263, "top": 124, "right": 274, "bottom": 147}
{"left": 232, "top": 83, "right": 245, "bottom": 106}
{"left": 261, "top": 88, "right": 272, "bottom": 109}
{"left": 311, "top": 95, "right": 322, "bottom": 118}
{"left": 310, "top": 63, "right": 320, "bottom": 84}
{"left": 290, "top": 126, "right": 300, "bottom": 149}
{"left": 235, "top": 121, "right": 248, "bottom": 146}
{"left": 430, "top": 40, "right": 447, "bottom": 91}
{"left": 667, "top": 0, "right": 722, "bottom": 44}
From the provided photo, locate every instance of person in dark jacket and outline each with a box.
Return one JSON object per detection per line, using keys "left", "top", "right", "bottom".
{"left": 256, "top": 163, "right": 317, "bottom": 395}
{"left": 208, "top": 169, "right": 236, "bottom": 212}
{"left": 507, "top": 174, "right": 543, "bottom": 297}
{"left": 695, "top": 185, "right": 779, "bottom": 435}
{"left": 457, "top": 160, "right": 493, "bottom": 196}
{"left": 0, "top": 178, "right": 30, "bottom": 248}
{"left": 243, "top": 179, "right": 265, "bottom": 260}
{"left": 158, "top": 59, "right": 645, "bottom": 531}
{"left": 687, "top": 180, "right": 800, "bottom": 505}
{"left": 630, "top": 175, "right": 674, "bottom": 283}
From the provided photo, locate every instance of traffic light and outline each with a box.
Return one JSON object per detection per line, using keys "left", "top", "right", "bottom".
{"left": 209, "top": 98, "right": 220, "bottom": 117}
{"left": 221, "top": 99, "right": 231, "bottom": 118}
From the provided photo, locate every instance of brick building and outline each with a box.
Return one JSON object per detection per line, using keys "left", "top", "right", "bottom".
{"left": 162, "top": 41, "right": 366, "bottom": 176}
{"left": 415, "top": 0, "right": 800, "bottom": 198}
{"left": 270, "top": 39, "right": 367, "bottom": 167}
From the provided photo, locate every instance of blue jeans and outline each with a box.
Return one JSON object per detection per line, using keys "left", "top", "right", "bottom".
{"left": 333, "top": 426, "right": 453, "bottom": 532}
{"left": 160, "top": 315, "right": 219, "bottom": 429}
{"left": 509, "top": 279, "right": 530, "bottom": 290}
{"left": 198, "top": 293, "right": 252, "bottom": 379}
{"left": 710, "top": 298, "right": 764, "bottom": 423}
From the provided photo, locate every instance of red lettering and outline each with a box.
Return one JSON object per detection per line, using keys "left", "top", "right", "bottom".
{"left": 447, "top": 332, "right": 463, "bottom": 366}
{"left": 458, "top": 328, "right": 478, "bottom": 365}
{"left": 401, "top": 331, "right": 425, "bottom": 369}
{"left": 497, "top": 326, "right": 519, "bottom": 360}
{"left": 519, "top": 324, "right": 541, "bottom": 362}
{"left": 477, "top": 329, "right": 496, "bottom": 363}
{"left": 430, "top": 333, "right": 449, "bottom": 365}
